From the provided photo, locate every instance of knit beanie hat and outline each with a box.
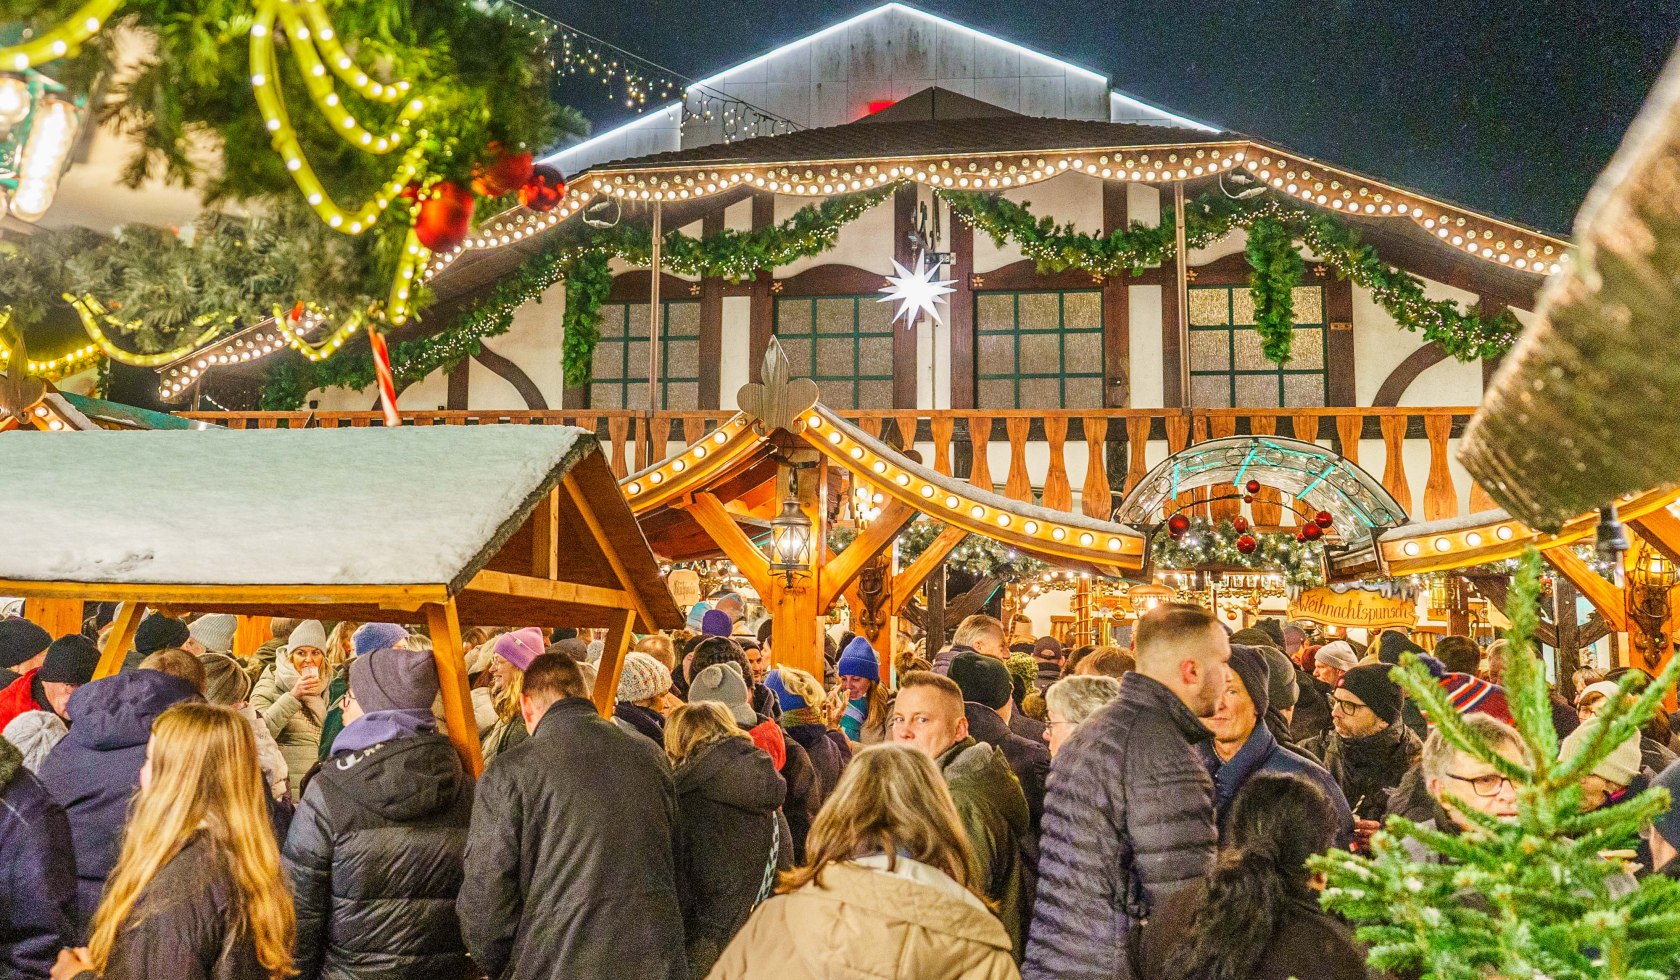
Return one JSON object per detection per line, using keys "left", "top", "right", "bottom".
{"left": 284, "top": 620, "right": 328, "bottom": 657}
{"left": 135, "top": 614, "right": 190, "bottom": 656}
{"left": 39, "top": 634, "right": 99, "bottom": 684}
{"left": 2, "top": 710, "right": 66, "bottom": 772}
{"left": 701, "top": 609, "right": 734, "bottom": 638}
{"left": 1338, "top": 663, "right": 1402, "bottom": 724}
{"left": 765, "top": 667, "right": 825, "bottom": 712}
{"left": 0, "top": 619, "right": 51, "bottom": 669}
{"left": 949, "top": 651, "right": 1012, "bottom": 710}
{"left": 1652, "top": 759, "right": 1680, "bottom": 851}
{"left": 1438, "top": 673, "right": 1513, "bottom": 725}
{"left": 1256, "top": 618, "right": 1286, "bottom": 649}
{"left": 1315, "top": 641, "right": 1359, "bottom": 672}
{"left": 586, "top": 640, "right": 604, "bottom": 666}
{"left": 1377, "top": 630, "right": 1426, "bottom": 666}
{"left": 689, "top": 662, "right": 755, "bottom": 726}
{"left": 1226, "top": 645, "right": 1271, "bottom": 718}
{"left": 1561, "top": 719, "right": 1642, "bottom": 787}
{"left": 1575, "top": 679, "right": 1622, "bottom": 707}
{"left": 616, "top": 652, "right": 671, "bottom": 704}
{"left": 352, "top": 622, "right": 409, "bottom": 659}
{"left": 494, "top": 627, "right": 545, "bottom": 671}
{"left": 837, "top": 637, "right": 881, "bottom": 683}
{"left": 186, "top": 614, "right": 238, "bottom": 656}
{"left": 547, "top": 638, "right": 591, "bottom": 663}
{"left": 1032, "top": 636, "right": 1064, "bottom": 660}
{"left": 198, "top": 652, "right": 252, "bottom": 706}
{"left": 686, "top": 601, "right": 713, "bottom": 631}
{"left": 350, "top": 647, "right": 440, "bottom": 713}
{"left": 1257, "top": 645, "right": 1299, "bottom": 710}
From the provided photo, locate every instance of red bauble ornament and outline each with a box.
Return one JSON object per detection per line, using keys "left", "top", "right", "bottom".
{"left": 415, "top": 181, "right": 475, "bottom": 251}
{"left": 1314, "top": 510, "right": 1334, "bottom": 528}
{"left": 1243, "top": 494, "right": 1254, "bottom": 504}
{"left": 1166, "top": 513, "right": 1191, "bottom": 538}
{"left": 1296, "top": 530, "right": 1308, "bottom": 543}
{"left": 1236, "top": 534, "right": 1258, "bottom": 555}
{"left": 1245, "top": 479, "right": 1262, "bottom": 494}
{"left": 1232, "top": 516, "right": 1250, "bottom": 533}
{"left": 398, "top": 181, "right": 421, "bottom": 203}
{"left": 472, "top": 146, "right": 534, "bottom": 198}
{"left": 518, "top": 165, "right": 567, "bottom": 212}
{"left": 1302, "top": 523, "right": 1324, "bottom": 541}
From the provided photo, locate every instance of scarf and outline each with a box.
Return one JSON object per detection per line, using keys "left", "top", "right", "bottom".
{"left": 780, "top": 706, "right": 826, "bottom": 729}
{"left": 841, "top": 696, "right": 868, "bottom": 740}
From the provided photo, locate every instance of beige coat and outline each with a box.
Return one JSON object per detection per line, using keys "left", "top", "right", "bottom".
{"left": 707, "top": 859, "right": 1020, "bottom": 980}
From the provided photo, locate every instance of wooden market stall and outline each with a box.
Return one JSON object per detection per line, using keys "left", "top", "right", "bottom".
{"left": 0, "top": 425, "right": 681, "bottom": 772}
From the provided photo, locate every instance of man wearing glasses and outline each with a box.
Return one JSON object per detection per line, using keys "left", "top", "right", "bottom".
{"left": 1301, "top": 662, "right": 1422, "bottom": 849}
{"left": 1403, "top": 714, "right": 1529, "bottom": 862}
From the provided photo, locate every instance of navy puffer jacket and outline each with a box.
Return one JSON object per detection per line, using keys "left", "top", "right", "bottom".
{"left": 1023, "top": 671, "right": 1218, "bottom": 980}
{"left": 37, "top": 670, "right": 202, "bottom": 936}
{"left": 0, "top": 738, "right": 74, "bottom": 978}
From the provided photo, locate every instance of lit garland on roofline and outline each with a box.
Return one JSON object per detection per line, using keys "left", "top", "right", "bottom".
{"left": 1149, "top": 517, "right": 1325, "bottom": 588}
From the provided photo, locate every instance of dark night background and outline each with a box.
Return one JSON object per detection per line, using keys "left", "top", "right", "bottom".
{"left": 537, "top": 0, "right": 1680, "bottom": 235}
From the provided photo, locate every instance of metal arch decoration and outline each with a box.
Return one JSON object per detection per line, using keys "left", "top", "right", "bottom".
{"left": 735, "top": 337, "right": 819, "bottom": 436}
{"left": 795, "top": 404, "right": 1146, "bottom": 575}
{"left": 1115, "top": 436, "right": 1409, "bottom": 555}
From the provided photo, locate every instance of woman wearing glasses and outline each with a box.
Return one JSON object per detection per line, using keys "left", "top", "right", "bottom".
{"left": 1402, "top": 714, "right": 1530, "bottom": 863}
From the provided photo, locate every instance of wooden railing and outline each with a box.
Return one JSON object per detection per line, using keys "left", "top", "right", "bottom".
{"left": 184, "top": 406, "right": 1491, "bottom": 522}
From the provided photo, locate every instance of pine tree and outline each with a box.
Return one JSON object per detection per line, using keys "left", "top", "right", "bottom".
{"left": 1312, "top": 549, "right": 1680, "bottom": 979}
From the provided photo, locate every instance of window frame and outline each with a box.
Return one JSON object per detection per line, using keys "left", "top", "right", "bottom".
{"left": 772, "top": 294, "right": 898, "bottom": 411}
{"left": 1186, "top": 284, "right": 1329, "bottom": 408}
{"left": 973, "top": 289, "right": 1105, "bottom": 410}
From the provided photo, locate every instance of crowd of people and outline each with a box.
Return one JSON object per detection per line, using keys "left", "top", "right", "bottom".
{"left": 0, "top": 597, "right": 1675, "bottom": 980}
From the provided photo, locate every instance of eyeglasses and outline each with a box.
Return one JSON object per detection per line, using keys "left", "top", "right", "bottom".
{"left": 1446, "top": 772, "right": 1514, "bottom": 798}
{"left": 1330, "top": 695, "right": 1370, "bottom": 714}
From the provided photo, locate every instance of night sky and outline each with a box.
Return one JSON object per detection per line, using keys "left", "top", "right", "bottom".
{"left": 537, "top": 0, "right": 1679, "bottom": 235}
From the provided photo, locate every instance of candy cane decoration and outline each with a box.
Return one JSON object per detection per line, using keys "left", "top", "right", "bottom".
{"left": 367, "top": 326, "right": 400, "bottom": 427}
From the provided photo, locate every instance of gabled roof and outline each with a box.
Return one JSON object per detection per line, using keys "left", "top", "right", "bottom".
{"left": 0, "top": 426, "right": 682, "bottom": 631}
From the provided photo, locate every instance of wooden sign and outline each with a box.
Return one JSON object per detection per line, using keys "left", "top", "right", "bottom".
{"left": 1289, "top": 587, "right": 1415, "bottom": 630}
{"left": 667, "top": 569, "right": 702, "bottom": 609}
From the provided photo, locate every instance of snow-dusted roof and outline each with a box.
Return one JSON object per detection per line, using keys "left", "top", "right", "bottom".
{"left": 1, "top": 426, "right": 589, "bottom": 589}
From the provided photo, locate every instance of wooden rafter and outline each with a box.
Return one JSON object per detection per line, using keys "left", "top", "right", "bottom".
{"left": 592, "top": 608, "right": 638, "bottom": 717}
{"left": 95, "top": 601, "right": 145, "bottom": 680}
{"left": 892, "top": 525, "right": 969, "bottom": 615}
{"left": 1542, "top": 545, "right": 1627, "bottom": 633}
{"left": 1632, "top": 509, "right": 1680, "bottom": 568}
{"left": 425, "top": 599, "right": 484, "bottom": 773}
{"left": 819, "top": 499, "right": 918, "bottom": 608}
{"left": 562, "top": 472, "right": 667, "bottom": 635}
{"left": 682, "top": 492, "right": 774, "bottom": 598}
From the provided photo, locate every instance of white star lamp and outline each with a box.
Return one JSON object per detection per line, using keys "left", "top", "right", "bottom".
{"left": 878, "top": 251, "right": 956, "bottom": 328}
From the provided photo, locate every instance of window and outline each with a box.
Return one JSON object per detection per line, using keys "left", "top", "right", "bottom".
{"left": 774, "top": 296, "right": 896, "bottom": 410}
{"left": 589, "top": 301, "right": 701, "bottom": 409}
{"left": 975, "top": 290, "right": 1104, "bottom": 409}
{"left": 1187, "top": 285, "right": 1328, "bottom": 408}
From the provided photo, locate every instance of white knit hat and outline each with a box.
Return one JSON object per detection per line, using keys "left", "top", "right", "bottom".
{"left": 1560, "top": 719, "right": 1642, "bottom": 787}
{"left": 4, "top": 710, "right": 67, "bottom": 773}
{"left": 1315, "top": 641, "right": 1359, "bottom": 672}
{"left": 188, "top": 614, "right": 239, "bottom": 655}
{"left": 616, "top": 652, "right": 672, "bottom": 703}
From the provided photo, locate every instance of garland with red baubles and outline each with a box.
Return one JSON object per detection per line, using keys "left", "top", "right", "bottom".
{"left": 1152, "top": 482, "right": 1330, "bottom": 587}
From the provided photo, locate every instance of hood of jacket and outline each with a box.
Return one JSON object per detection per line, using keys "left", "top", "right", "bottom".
{"left": 1118, "top": 671, "right": 1215, "bottom": 746}
{"left": 1206, "top": 720, "right": 1278, "bottom": 807}
{"left": 939, "top": 738, "right": 1029, "bottom": 837}
{"left": 674, "top": 735, "right": 785, "bottom": 814}
{"left": 777, "top": 861, "right": 1011, "bottom": 970}
{"left": 748, "top": 716, "right": 787, "bottom": 771}
{"left": 65, "top": 670, "right": 201, "bottom": 752}
{"left": 314, "top": 730, "right": 467, "bottom": 822}
{"left": 271, "top": 650, "right": 301, "bottom": 689}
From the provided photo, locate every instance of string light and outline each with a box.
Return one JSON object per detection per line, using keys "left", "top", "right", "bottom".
{"left": 66, "top": 296, "right": 237, "bottom": 368}
{"left": 0, "top": 0, "right": 119, "bottom": 72}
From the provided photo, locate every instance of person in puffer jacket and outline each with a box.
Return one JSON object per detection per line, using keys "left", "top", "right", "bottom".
{"left": 251, "top": 620, "right": 329, "bottom": 800}
{"left": 37, "top": 668, "right": 203, "bottom": 937}
{"left": 1023, "top": 604, "right": 1225, "bottom": 980}
{"left": 282, "top": 647, "right": 473, "bottom": 980}
{"left": 0, "top": 736, "right": 74, "bottom": 978}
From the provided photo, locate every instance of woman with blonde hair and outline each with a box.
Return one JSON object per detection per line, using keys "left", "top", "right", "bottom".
{"left": 665, "top": 702, "right": 787, "bottom": 978}
{"left": 52, "top": 702, "right": 294, "bottom": 980}
{"left": 708, "top": 742, "right": 1018, "bottom": 980}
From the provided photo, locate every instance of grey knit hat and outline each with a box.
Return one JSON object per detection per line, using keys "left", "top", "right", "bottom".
{"left": 689, "top": 662, "right": 755, "bottom": 726}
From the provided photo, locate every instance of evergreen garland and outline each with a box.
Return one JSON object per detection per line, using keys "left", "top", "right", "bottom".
{"left": 1245, "top": 215, "right": 1304, "bottom": 363}
{"left": 940, "top": 189, "right": 1520, "bottom": 363}
{"left": 1149, "top": 516, "right": 1324, "bottom": 587}
{"left": 259, "top": 186, "right": 894, "bottom": 406}
{"left": 1313, "top": 551, "right": 1680, "bottom": 979}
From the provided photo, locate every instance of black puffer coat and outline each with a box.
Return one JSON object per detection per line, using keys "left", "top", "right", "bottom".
{"left": 0, "top": 738, "right": 74, "bottom": 979}
{"left": 672, "top": 736, "right": 787, "bottom": 977}
{"left": 1023, "top": 671, "right": 1218, "bottom": 980}
{"left": 282, "top": 732, "right": 473, "bottom": 980}
{"left": 1301, "top": 720, "right": 1422, "bottom": 821}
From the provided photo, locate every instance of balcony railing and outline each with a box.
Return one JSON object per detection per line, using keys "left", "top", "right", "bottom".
{"left": 183, "top": 406, "right": 1491, "bottom": 523}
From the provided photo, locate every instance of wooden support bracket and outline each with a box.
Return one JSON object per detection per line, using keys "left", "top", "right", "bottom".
{"left": 592, "top": 608, "right": 638, "bottom": 717}
{"left": 426, "top": 599, "right": 484, "bottom": 775}
{"left": 819, "top": 499, "right": 917, "bottom": 609}
{"left": 1543, "top": 545, "right": 1628, "bottom": 633}
{"left": 891, "top": 526, "right": 969, "bottom": 615}
{"left": 683, "top": 492, "right": 774, "bottom": 598}
{"left": 96, "top": 601, "right": 144, "bottom": 680}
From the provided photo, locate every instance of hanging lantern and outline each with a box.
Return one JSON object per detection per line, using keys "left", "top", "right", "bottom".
{"left": 1315, "top": 510, "right": 1334, "bottom": 528}
{"left": 768, "top": 498, "right": 814, "bottom": 585}
{"left": 518, "top": 165, "right": 567, "bottom": 212}
{"left": 415, "top": 181, "right": 475, "bottom": 251}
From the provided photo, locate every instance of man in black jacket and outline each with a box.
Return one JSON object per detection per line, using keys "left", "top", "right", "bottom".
{"left": 950, "top": 650, "right": 1050, "bottom": 833}
{"left": 283, "top": 646, "right": 470, "bottom": 980}
{"left": 461, "top": 653, "right": 685, "bottom": 980}
{"left": 1023, "top": 603, "right": 1227, "bottom": 980}
{"left": 1301, "top": 662, "right": 1422, "bottom": 846}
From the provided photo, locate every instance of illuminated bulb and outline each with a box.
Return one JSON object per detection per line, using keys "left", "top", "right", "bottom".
{"left": 1051, "top": 528, "right": 1066, "bottom": 541}
{"left": 827, "top": 431, "right": 842, "bottom": 445}
{"left": 1403, "top": 541, "right": 1421, "bottom": 557}
{"left": 872, "top": 461, "right": 887, "bottom": 475}
{"left": 1496, "top": 525, "right": 1514, "bottom": 541}
{"left": 671, "top": 459, "right": 685, "bottom": 473}
{"left": 1079, "top": 532, "right": 1094, "bottom": 546}
{"left": 1434, "top": 537, "right": 1451, "bottom": 552}
{"left": 920, "top": 486, "right": 935, "bottom": 499}
{"left": 1108, "top": 538, "right": 1122, "bottom": 551}
{"left": 649, "top": 472, "right": 664, "bottom": 485}
{"left": 896, "top": 473, "right": 910, "bottom": 487}
{"left": 807, "top": 414, "right": 822, "bottom": 427}
{"left": 970, "top": 505, "right": 985, "bottom": 519}
{"left": 945, "top": 495, "right": 960, "bottom": 509}
{"left": 1023, "top": 521, "right": 1038, "bottom": 534}
{"left": 1465, "top": 532, "right": 1482, "bottom": 547}
{"left": 692, "top": 446, "right": 707, "bottom": 459}
{"left": 997, "top": 514, "right": 1011, "bottom": 528}
{"left": 849, "top": 446, "right": 864, "bottom": 460}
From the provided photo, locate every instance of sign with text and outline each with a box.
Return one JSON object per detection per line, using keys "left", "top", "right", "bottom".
{"left": 1289, "top": 587, "right": 1415, "bottom": 630}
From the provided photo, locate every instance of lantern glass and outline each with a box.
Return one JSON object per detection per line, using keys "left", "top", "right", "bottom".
{"left": 768, "top": 499, "right": 813, "bottom": 572}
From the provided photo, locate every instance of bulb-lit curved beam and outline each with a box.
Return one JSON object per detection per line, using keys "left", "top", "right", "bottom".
{"left": 619, "top": 413, "right": 765, "bottom": 514}
{"left": 1374, "top": 486, "right": 1680, "bottom": 577}
{"left": 798, "top": 404, "right": 1145, "bottom": 575}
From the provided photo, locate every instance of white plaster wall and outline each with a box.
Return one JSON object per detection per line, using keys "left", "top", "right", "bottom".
{"left": 776, "top": 194, "right": 896, "bottom": 278}
{"left": 1352, "top": 277, "right": 1487, "bottom": 407}
{"left": 1128, "top": 285, "right": 1165, "bottom": 408}
{"left": 719, "top": 296, "right": 753, "bottom": 410}
{"left": 486, "top": 280, "right": 569, "bottom": 407}
{"left": 466, "top": 357, "right": 522, "bottom": 409}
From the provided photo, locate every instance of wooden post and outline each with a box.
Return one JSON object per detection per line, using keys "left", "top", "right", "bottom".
{"left": 23, "top": 598, "right": 82, "bottom": 639}
{"left": 769, "top": 451, "right": 827, "bottom": 680}
{"left": 425, "top": 600, "right": 484, "bottom": 775}
{"left": 233, "top": 616, "right": 270, "bottom": 659}
{"left": 96, "top": 602, "right": 144, "bottom": 680}
{"left": 1446, "top": 575, "right": 1471, "bottom": 637}
{"left": 1552, "top": 576, "right": 1582, "bottom": 699}
{"left": 925, "top": 564, "right": 947, "bottom": 652}
{"left": 592, "top": 608, "right": 637, "bottom": 717}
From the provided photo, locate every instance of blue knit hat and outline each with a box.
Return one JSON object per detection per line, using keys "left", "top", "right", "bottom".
{"left": 701, "top": 609, "right": 734, "bottom": 637}
{"left": 763, "top": 667, "right": 825, "bottom": 712}
{"left": 352, "top": 622, "right": 409, "bottom": 658}
{"left": 686, "top": 601, "right": 713, "bottom": 631}
{"left": 837, "top": 636, "right": 880, "bottom": 683}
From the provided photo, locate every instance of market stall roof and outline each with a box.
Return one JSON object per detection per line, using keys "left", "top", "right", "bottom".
{"left": 0, "top": 425, "right": 681, "bottom": 633}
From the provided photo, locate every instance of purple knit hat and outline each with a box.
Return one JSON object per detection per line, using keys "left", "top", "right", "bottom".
{"left": 494, "top": 627, "right": 545, "bottom": 671}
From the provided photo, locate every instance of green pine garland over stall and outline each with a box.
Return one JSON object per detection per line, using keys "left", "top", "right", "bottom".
{"left": 1148, "top": 517, "right": 1325, "bottom": 587}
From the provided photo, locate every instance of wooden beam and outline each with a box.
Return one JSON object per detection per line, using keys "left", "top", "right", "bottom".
{"left": 591, "top": 608, "right": 637, "bottom": 717}
{"left": 23, "top": 599, "right": 82, "bottom": 639}
{"left": 1543, "top": 546, "right": 1627, "bottom": 633}
{"left": 682, "top": 492, "right": 774, "bottom": 598}
{"left": 1632, "top": 509, "right": 1680, "bottom": 569}
{"left": 530, "top": 487, "right": 560, "bottom": 580}
{"left": 96, "top": 601, "right": 144, "bottom": 680}
{"left": 891, "top": 525, "right": 969, "bottom": 615}
{"left": 464, "top": 569, "right": 637, "bottom": 612}
{"left": 819, "top": 499, "right": 918, "bottom": 608}
{"left": 561, "top": 472, "right": 667, "bottom": 635}
{"left": 425, "top": 599, "right": 484, "bottom": 775}
{"left": 233, "top": 616, "right": 270, "bottom": 659}
{"left": 0, "top": 579, "right": 447, "bottom": 609}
